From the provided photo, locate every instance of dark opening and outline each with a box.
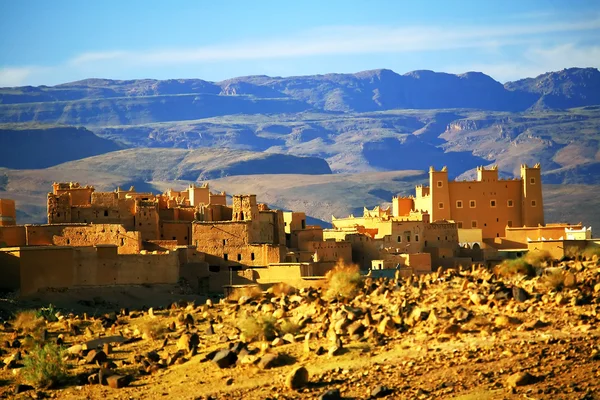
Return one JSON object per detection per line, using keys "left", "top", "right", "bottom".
{"left": 104, "top": 210, "right": 109, "bottom": 217}
{"left": 223, "top": 253, "right": 228, "bottom": 261}
{"left": 240, "top": 212, "right": 244, "bottom": 220}
{"left": 209, "top": 265, "right": 220, "bottom": 273}
{"left": 237, "top": 254, "right": 242, "bottom": 261}
{"left": 251, "top": 253, "right": 255, "bottom": 261}
{"left": 301, "top": 219, "right": 306, "bottom": 229}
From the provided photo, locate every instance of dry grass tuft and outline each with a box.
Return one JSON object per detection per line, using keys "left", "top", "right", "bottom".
{"left": 279, "top": 319, "right": 300, "bottom": 335}
{"left": 271, "top": 282, "right": 297, "bottom": 297}
{"left": 524, "top": 250, "right": 553, "bottom": 268}
{"left": 13, "top": 310, "right": 45, "bottom": 334}
{"left": 22, "top": 343, "right": 68, "bottom": 388}
{"left": 237, "top": 314, "right": 277, "bottom": 342}
{"left": 539, "top": 268, "right": 577, "bottom": 292}
{"left": 582, "top": 246, "right": 600, "bottom": 261}
{"left": 140, "top": 320, "right": 167, "bottom": 340}
{"left": 324, "top": 262, "right": 362, "bottom": 300}
{"left": 228, "top": 285, "right": 263, "bottom": 302}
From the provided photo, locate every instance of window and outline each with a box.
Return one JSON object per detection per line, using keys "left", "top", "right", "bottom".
{"left": 57, "top": 212, "right": 60, "bottom": 217}
{"left": 507, "top": 220, "right": 513, "bottom": 227}
{"left": 397, "top": 236, "right": 402, "bottom": 243}
{"left": 172, "top": 236, "right": 176, "bottom": 240}
{"left": 415, "top": 235, "right": 419, "bottom": 242}
{"left": 301, "top": 220, "right": 306, "bottom": 229}
{"left": 237, "top": 254, "right": 242, "bottom": 261}
{"left": 457, "top": 222, "right": 463, "bottom": 228}
{"left": 471, "top": 221, "right": 477, "bottom": 228}
{"left": 456, "top": 201, "right": 463, "bottom": 208}
{"left": 222, "top": 239, "right": 227, "bottom": 246}
{"left": 120, "top": 238, "right": 124, "bottom": 246}
{"left": 251, "top": 253, "right": 255, "bottom": 261}
{"left": 496, "top": 218, "right": 499, "bottom": 222}
{"left": 490, "top": 200, "right": 496, "bottom": 208}
{"left": 470, "top": 200, "right": 476, "bottom": 208}
{"left": 531, "top": 200, "right": 537, "bottom": 207}
{"left": 438, "top": 202, "right": 444, "bottom": 209}
{"left": 437, "top": 181, "right": 443, "bottom": 188}
{"left": 530, "top": 178, "right": 536, "bottom": 184}
{"left": 223, "top": 253, "right": 228, "bottom": 261}
{"left": 508, "top": 200, "right": 514, "bottom": 207}
{"left": 104, "top": 210, "right": 109, "bottom": 216}
{"left": 284, "top": 222, "right": 287, "bottom": 226}
{"left": 406, "top": 235, "right": 411, "bottom": 242}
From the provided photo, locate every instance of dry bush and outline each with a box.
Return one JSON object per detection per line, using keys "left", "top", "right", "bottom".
{"left": 582, "top": 246, "right": 600, "bottom": 261}
{"left": 237, "top": 314, "right": 277, "bottom": 342}
{"left": 228, "top": 285, "right": 263, "bottom": 302}
{"left": 524, "top": 250, "right": 553, "bottom": 268}
{"left": 13, "top": 310, "right": 45, "bottom": 334}
{"left": 540, "top": 269, "right": 567, "bottom": 292}
{"left": 495, "top": 258, "right": 535, "bottom": 278}
{"left": 139, "top": 320, "right": 167, "bottom": 340}
{"left": 324, "top": 262, "right": 362, "bottom": 300}
{"left": 22, "top": 343, "right": 68, "bottom": 388}
{"left": 271, "top": 282, "right": 297, "bottom": 297}
{"left": 279, "top": 319, "right": 300, "bottom": 335}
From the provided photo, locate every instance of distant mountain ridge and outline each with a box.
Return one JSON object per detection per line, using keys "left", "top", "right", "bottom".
{"left": 1, "top": 68, "right": 599, "bottom": 118}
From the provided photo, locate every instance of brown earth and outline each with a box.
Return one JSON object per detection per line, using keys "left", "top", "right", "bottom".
{"left": 1, "top": 258, "right": 600, "bottom": 400}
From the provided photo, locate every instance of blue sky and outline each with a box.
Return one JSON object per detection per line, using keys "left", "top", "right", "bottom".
{"left": 1, "top": 0, "right": 599, "bottom": 86}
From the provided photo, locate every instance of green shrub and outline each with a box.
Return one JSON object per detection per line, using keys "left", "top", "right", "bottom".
{"left": 279, "top": 319, "right": 300, "bottom": 335}
{"left": 35, "top": 304, "right": 58, "bottom": 322}
{"left": 524, "top": 250, "right": 552, "bottom": 268}
{"left": 22, "top": 343, "right": 68, "bottom": 388}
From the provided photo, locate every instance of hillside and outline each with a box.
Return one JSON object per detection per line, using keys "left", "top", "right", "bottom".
{"left": 0, "top": 126, "right": 122, "bottom": 169}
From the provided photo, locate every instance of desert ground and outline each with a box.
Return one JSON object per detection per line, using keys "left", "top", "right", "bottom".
{"left": 1, "top": 255, "right": 599, "bottom": 400}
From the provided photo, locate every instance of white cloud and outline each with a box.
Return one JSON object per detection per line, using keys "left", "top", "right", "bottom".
{"left": 447, "top": 43, "right": 600, "bottom": 82}
{"left": 0, "top": 67, "right": 36, "bottom": 86}
{"left": 2, "top": 16, "right": 600, "bottom": 86}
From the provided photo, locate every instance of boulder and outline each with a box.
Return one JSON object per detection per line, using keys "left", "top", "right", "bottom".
{"left": 507, "top": 371, "right": 537, "bottom": 387}
{"left": 286, "top": 366, "right": 309, "bottom": 390}
{"left": 213, "top": 350, "right": 237, "bottom": 368}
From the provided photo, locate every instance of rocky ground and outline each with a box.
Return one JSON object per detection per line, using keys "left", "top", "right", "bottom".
{"left": 1, "top": 258, "right": 600, "bottom": 400}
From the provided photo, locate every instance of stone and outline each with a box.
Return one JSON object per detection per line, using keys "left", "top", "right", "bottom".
{"left": 563, "top": 271, "right": 576, "bottom": 287}
{"left": 213, "top": 350, "right": 237, "bottom": 368}
{"left": 258, "top": 353, "right": 281, "bottom": 369}
{"left": 371, "top": 385, "right": 393, "bottom": 398}
{"left": 205, "top": 324, "right": 215, "bottom": 335}
{"left": 103, "top": 343, "right": 112, "bottom": 355}
{"left": 272, "top": 338, "right": 284, "bottom": 347}
{"left": 106, "top": 375, "right": 130, "bottom": 389}
{"left": 377, "top": 317, "right": 395, "bottom": 335}
{"left": 86, "top": 350, "right": 107, "bottom": 365}
{"left": 282, "top": 333, "right": 296, "bottom": 343}
{"left": 286, "top": 366, "right": 309, "bottom": 390}
{"left": 347, "top": 321, "right": 366, "bottom": 337}
{"left": 146, "top": 351, "right": 160, "bottom": 362}
{"left": 14, "top": 384, "right": 34, "bottom": 394}
{"left": 319, "top": 389, "right": 342, "bottom": 400}
{"left": 512, "top": 287, "right": 529, "bottom": 302}
{"left": 177, "top": 333, "right": 199, "bottom": 352}
{"left": 507, "top": 371, "right": 537, "bottom": 387}
{"left": 87, "top": 373, "right": 99, "bottom": 385}
{"left": 442, "top": 324, "right": 462, "bottom": 336}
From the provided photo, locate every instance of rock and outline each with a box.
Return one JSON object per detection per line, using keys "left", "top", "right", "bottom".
{"left": 205, "top": 324, "right": 215, "bottom": 335}
{"left": 507, "top": 371, "right": 537, "bottom": 387}
{"left": 512, "top": 287, "right": 529, "bottom": 302}
{"left": 258, "top": 353, "right": 281, "bottom": 369}
{"left": 106, "top": 375, "right": 130, "bottom": 389}
{"left": 319, "top": 389, "right": 341, "bottom": 400}
{"left": 87, "top": 373, "right": 99, "bottom": 385}
{"left": 103, "top": 343, "right": 112, "bottom": 355}
{"left": 225, "top": 377, "right": 234, "bottom": 385}
{"left": 442, "top": 324, "right": 462, "bottom": 336}
{"left": 14, "top": 384, "right": 34, "bottom": 394}
{"left": 213, "top": 350, "right": 237, "bottom": 368}
{"left": 347, "top": 321, "right": 366, "bottom": 337}
{"left": 371, "top": 385, "right": 393, "bottom": 398}
{"left": 286, "top": 366, "right": 309, "bottom": 390}
{"left": 563, "top": 271, "right": 577, "bottom": 287}
{"left": 177, "top": 333, "right": 199, "bottom": 352}
{"left": 377, "top": 317, "right": 395, "bottom": 335}
{"left": 86, "top": 350, "right": 107, "bottom": 365}
{"left": 146, "top": 351, "right": 160, "bottom": 362}
{"left": 282, "top": 333, "right": 296, "bottom": 343}
{"left": 519, "top": 319, "right": 549, "bottom": 331}
{"left": 272, "top": 338, "right": 285, "bottom": 347}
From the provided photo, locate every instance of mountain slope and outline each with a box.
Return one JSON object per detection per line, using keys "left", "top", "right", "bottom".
{"left": 0, "top": 126, "right": 122, "bottom": 169}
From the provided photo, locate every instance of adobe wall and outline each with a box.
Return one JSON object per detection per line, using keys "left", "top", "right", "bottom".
{"left": 305, "top": 240, "right": 352, "bottom": 263}
{"left": 0, "top": 199, "right": 17, "bottom": 226}
{"left": 505, "top": 225, "right": 572, "bottom": 247}
{"left": 284, "top": 212, "right": 306, "bottom": 233}
{"left": 527, "top": 239, "right": 588, "bottom": 260}
{"left": 292, "top": 226, "right": 324, "bottom": 250}
{"left": 0, "top": 248, "right": 20, "bottom": 290}
{"left": 160, "top": 221, "right": 191, "bottom": 245}
{"left": 19, "top": 247, "right": 75, "bottom": 296}
{"left": 25, "top": 224, "right": 141, "bottom": 254}
{"left": 0, "top": 225, "right": 26, "bottom": 247}
{"left": 446, "top": 179, "right": 522, "bottom": 239}
{"left": 143, "top": 240, "right": 179, "bottom": 251}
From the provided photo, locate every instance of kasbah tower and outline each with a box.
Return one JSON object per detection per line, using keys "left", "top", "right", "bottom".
{"left": 415, "top": 163, "right": 544, "bottom": 239}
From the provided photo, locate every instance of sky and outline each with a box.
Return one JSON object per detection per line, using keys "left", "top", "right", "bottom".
{"left": 1, "top": 0, "right": 599, "bottom": 87}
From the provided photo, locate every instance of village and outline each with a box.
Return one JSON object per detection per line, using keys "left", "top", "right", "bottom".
{"left": 0, "top": 163, "right": 596, "bottom": 297}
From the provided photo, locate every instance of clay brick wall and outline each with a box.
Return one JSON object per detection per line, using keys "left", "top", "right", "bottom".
{"left": 19, "top": 247, "right": 75, "bottom": 295}
{"left": 160, "top": 222, "right": 191, "bottom": 245}
{"left": 0, "top": 225, "right": 26, "bottom": 247}
{"left": 143, "top": 240, "right": 179, "bottom": 251}
{"left": 0, "top": 199, "right": 17, "bottom": 226}
{"left": 292, "top": 226, "right": 323, "bottom": 250}
{"left": 306, "top": 240, "right": 352, "bottom": 263}
{"left": 0, "top": 248, "right": 20, "bottom": 290}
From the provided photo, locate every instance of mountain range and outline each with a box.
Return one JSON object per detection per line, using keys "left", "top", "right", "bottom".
{"left": 0, "top": 67, "right": 599, "bottom": 226}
